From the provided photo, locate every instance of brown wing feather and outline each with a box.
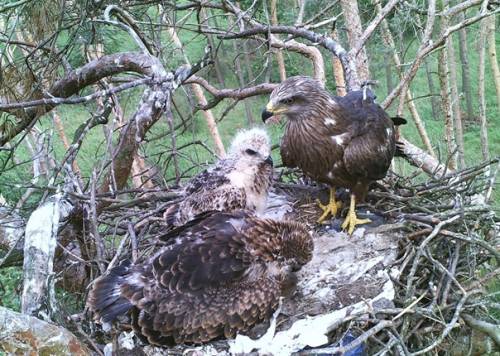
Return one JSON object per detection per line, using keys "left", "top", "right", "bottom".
{"left": 165, "top": 186, "right": 247, "bottom": 226}
{"left": 88, "top": 211, "right": 312, "bottom": 346}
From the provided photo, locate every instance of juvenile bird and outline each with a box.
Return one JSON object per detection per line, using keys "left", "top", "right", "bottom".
{"left": 87, "top": 210, "right": 313, "bottom": 345}
{"left": 164, "top": 128, "right": 273, "bottom": 226}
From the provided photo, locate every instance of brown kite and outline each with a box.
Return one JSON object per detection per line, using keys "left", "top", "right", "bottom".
{"left": 87, "top": 210, "right": 313, "bottom": 345}
{"left": 262, "top": 76, "right": 405, "bottom": 234}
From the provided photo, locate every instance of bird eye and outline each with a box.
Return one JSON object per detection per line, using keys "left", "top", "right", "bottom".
{"left": 245, "top": 149, "right": 257, "bottom": 155}
{"left": 281, "top": 97, "right": 294, "bottom": 105}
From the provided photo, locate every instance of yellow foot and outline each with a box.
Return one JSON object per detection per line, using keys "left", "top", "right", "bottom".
{"left": 341, "top": 210, "right": 371, "bottom": 235}
{"left": 317, "top": 199, "right": 342, "bottom": 223}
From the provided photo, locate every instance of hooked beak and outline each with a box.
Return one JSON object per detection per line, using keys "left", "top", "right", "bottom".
{"left": 264, "top": 155, "right": 273, "bottom": 166}
{"left": 262, "top": 109, "right": 274, "bottom": 122}
{"left": 262, "top": 101, "right": 284, "bottom": 122}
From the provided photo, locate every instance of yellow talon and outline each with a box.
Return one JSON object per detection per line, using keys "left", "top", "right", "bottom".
{"left": 341, "top": 193, "right": 371, "bottom": 235}
{"left": 317, "top": 188, "right": 342, "bottom": 223}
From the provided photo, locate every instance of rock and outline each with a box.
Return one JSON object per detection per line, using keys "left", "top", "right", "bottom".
{"left": 0, "top": 306, "right": 91, "bottom": 355}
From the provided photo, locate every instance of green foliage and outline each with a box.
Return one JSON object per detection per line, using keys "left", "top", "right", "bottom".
{"left": 0, "top": 267, "right": 22, "bottom": 311}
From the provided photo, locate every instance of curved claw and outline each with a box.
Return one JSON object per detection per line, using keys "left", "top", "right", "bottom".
{"left": 341, "top": 211, "right": 371, "bottom": 235}
{"left": 316, "top": 188, "right": 342, "bottom": 223}
{"left": 342, "top": 193, "right": 370, "bottom": 235}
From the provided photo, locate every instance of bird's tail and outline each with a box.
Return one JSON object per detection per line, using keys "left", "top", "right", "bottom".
{"left": 87, "top": 261, "right": 134, "bottom": 324}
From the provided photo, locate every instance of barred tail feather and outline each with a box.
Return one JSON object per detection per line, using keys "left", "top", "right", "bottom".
{"left": 87, "top": 261, "right": 133, "bottom": 323}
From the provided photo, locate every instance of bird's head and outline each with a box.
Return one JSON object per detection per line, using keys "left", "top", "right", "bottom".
{"left": 228, "top": 127, "right": 273, "bottom": 167}
{"left": 278, "top": 221, "right": 314, "bottom": 270}
{"left": 262, "top": 76, "right": 329, "bottom": 122}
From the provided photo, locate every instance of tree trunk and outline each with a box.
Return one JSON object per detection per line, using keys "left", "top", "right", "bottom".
{"left": 437, "top": 0, "right": 457, "bottom": 170}
{"left": 486, "top": 15, "right": 500, "bottom": 111}
{"left": 270, "top": 0, "right": 287, "bottom": 81}
{"left": 438, "top": 47, "right": 457, "bottom": 170}
{"left": 457, "top": 12, "right": 474, "bottom": 121}
{"left": 478, "top": 18, "right": 490, "bottom": 161}
{"left": 446, "top": 21, "right": 465, "bottom": 168}
{"left": 340, "top": 0, "right": 370, "bottom": 82}
{"left": 424, "top": 58, "right": 441, "bottom": 120}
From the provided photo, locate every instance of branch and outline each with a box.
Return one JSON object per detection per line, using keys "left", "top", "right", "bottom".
{"left": 185, "top": 76, "right": 277, "bottom": 110}
{"left": 219, "top": 25, "right": 360, "bottom": 90}
{"left": 351, "top": 0, "right": 400, "bottom": 57}
{"left": 462, "top": 314, "right": 500, "bottom": 347}
{"left": 383, "top": 4, "right": 499, "bottom": 109}
{"left": 0, "top": 52, "right": 164, "bottom": 146}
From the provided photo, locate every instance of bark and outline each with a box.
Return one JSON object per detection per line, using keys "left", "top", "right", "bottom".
{"left": 438, "top": 46, "right": 457, "bottom": 170}
{"left": 0, "top": 306, "right": 91, "bottom": 355}
{"left": 457, "top": 12, "right": 474, "bottom": 121}
{"left": 270, "top": 0, "right": 287, "bottom": 81}
{"left": 437, "top": 0, "right": 457, "bottom": 170}
{"left": 21, "top": 194, "right": 74, "bottom": 318}
{"left": 486, "top": 15, "right": 500, "bottom": 110}
{"left": 272, "top": 39, "right": 325, "bottom": 85}
{"left": 398, "top": 137, "right": 450, "bottom": 178}
{"left": 446, "top": 21, "right": 465, "bottom": 168}
{"left": 478, "top": 18, "right": 490, "bottom": 161}
{"left": 424, "top": 59, "right": 441, "bottom": 119}
{"left": 331, "top": 29, "right": 347, "bottom": 96}
{"left": 340, "top": 0, "right": 370, "bottom": 82}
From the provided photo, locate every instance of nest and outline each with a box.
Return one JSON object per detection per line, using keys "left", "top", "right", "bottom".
{"left": 59, "top": 159, "right": 499, "bottom": 355}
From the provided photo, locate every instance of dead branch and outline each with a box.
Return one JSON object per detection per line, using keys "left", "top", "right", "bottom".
{"left": 185, "top": 76, "right": 277, "bottom": 110}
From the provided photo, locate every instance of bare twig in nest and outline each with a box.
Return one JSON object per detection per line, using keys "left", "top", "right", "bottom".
{"left": 462, "top": 314, "right": 500, "bottom": 347}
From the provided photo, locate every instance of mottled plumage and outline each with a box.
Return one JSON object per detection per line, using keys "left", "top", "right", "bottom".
{"left": 262, "top": 76, "right": 406, "bottom": 233}
{"left": 164, "top": 128, "right": 273, "bottom": 226}
{"left": 87, "top": 210, "right": 313, "bottom": 345}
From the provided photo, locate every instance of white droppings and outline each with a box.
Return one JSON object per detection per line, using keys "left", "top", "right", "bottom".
{"left": 327, "top": 171, "right": 334, "bottom": 179}
{"left": 386, "top": 128, "right": 392, "bottom": 137}
{"left": 324, "top": 118, "right": 336, "bottom": 126}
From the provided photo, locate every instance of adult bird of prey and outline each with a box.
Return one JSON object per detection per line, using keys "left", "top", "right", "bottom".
{"left": 87, "top": 210, "right": 313, "bottom": 345}
{"left": 164, "top": 128, "right": 273, "bottom": 226}
{"left": 262, "top": 76, "right": 406, "bottom": 234}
